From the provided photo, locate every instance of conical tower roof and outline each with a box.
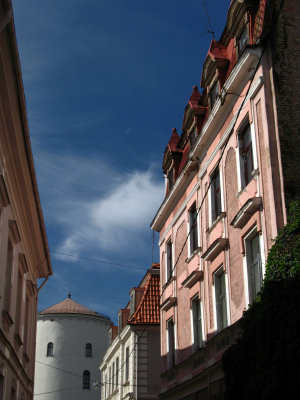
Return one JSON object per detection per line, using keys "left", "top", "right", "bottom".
{"left": 39, "top": 296, "right": 110, "bottom": 320}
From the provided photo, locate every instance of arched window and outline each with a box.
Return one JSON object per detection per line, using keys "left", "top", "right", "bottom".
{"left": 47, "top": 342, "right": 54, "bottom": 356}
{"left": 85, "top": 343, "right": 92, "bottom": 357}
{"left": 83, "top": 370, "right": 90, "bottom": 389}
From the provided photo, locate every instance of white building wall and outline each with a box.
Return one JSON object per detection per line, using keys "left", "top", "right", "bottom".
{"left": 100, "top": 326, "right": 136, "bottom": 400}
{"left": 34, "top": 313, "right": 111, "bottom": 400}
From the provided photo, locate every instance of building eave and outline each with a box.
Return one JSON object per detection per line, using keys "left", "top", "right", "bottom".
{"left": 4, "top": 0, "right": 52, "bottom": 277}
{"left": 150, "top": 46, "right": 262, "bottom": 233}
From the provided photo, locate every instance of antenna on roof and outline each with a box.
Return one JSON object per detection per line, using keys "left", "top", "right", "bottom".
{"left": 202, "top": 1, "right": 215, "bottom": 40}
{"left": 68, "top": 291, "right": 71, "bottom": 299}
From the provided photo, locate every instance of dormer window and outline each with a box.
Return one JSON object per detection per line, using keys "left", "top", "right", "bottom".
{"left": 167, "top": 169, "right": 174, "bottom": 191}
{"left": 238, "top": 25, "right": 248, "bottom": 55}
{"left": 190, "top": 128, "right": 197, "bottom": 145}
{"left": 210, "top": 81, "right": 219, "bottom": 109}
{"left": 129, "top": 292, "right": 135, "bottom": 315}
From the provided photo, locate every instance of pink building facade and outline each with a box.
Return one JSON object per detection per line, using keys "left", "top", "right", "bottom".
{"left": 151, "top": 0, "right": 300, "bottom": 399}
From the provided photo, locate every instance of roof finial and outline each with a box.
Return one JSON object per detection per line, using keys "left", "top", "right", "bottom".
{"left": 68, "top": 291, "right": 71, "bottom": 299}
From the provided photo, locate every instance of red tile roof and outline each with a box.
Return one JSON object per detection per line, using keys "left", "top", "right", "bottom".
{"left": 127, "top": 265, "right": 160, "bottom": 325}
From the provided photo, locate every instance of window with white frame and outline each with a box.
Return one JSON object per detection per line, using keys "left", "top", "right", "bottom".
{"left": 109, "top": 366, "right": 111, "bottom": 394}
{"left": 191, "top": 296, "right": 203, "bottom": 350}
{"left": 112, "top": 361, "right": 115, "bottom": 391}
{"left": 116, "top": 357, "right": 119, "bottom": 388}
{"left": 189, "top": 203, "right": 199, "bottom": 255}
{"left": 245, "top": 230, "right": 263, "bottom": 303}
{"left": 238, "top": 123, "right": 254, "bottom": 188}
{"left": 166, "top": 239, "right": 173, "bottom": 282}
{"left": 125, "top": 346, "right": 129, "bottom": 382}
{"left": 214, "top": 269, "right": 228, "bottom": 331}
{"left": 210, "top": 167, "right": 222, "bottom": 223}
{"left": 167, "top": 318, "right": 175, "bottom": 368}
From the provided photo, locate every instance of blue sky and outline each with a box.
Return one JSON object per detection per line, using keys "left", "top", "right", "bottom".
{"left": 12, "top": 0, "right": 229, "bottom": 323}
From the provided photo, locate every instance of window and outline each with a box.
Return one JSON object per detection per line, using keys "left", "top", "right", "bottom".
{"left": 83, "top": 370, "right": 90, "bottom": 389}
{"left": 214, "top": 270, "right": 228, "bottom": 331}
{"left": 239, "top": 124, "right": 254, "bottom": 188}
{"left": 246, "top": 232, "right": 262, "bottom": 303}
{"left": 109, "top": 366, "right": 112, "bottom": 394}
{"left": 104, "top": 374, "right": 107, "bottom": 399}
{"left": 125, "top": 346, "right": 129, "bottom": 382}
{"left": 116, "top": 357, "right": 119, "bottom": 388}
{"left": 112, "top": 361, "right": 115, "bottom": 391}
{"left": 238, "top": 25, "right": 248, "bottom": 54}
{"left": 15, "top": 269, "right": 23, "bottom": 337}
{"left": 210, "top": 81, "right": 219, "bottom": 108}
{"left": 191, "top": 296, "right": 203, "bottom": 350}
{"left": 189, "top": 203, "right": 198, "bottom": 254}
{"left": 3, "top": 239, "right": 13, "bottom": 312}
{"left": 190, "top": 127, "right": 197, "bottom": 145}
{"left": 211, "top": 167, "right": 222, "bottom": 223}
{"left": 85, "top": 343, "right": 92, "bottom": 357}
{"left": 167, "top": 319, "right": 175, "bottom": 368}
{"left": 166, "top": 240, "right": 173, "bottom": 281}
{"left": 46, "top": 342, "right": 54, "bottom": 356}
{"left": 167, "top": 169, "right": 174, "bottom": 191}
{"left": 129, "top": 292, "right": 135, "bottom": 315}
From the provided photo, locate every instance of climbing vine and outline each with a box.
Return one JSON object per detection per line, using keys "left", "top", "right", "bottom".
{"left": 222, "top": 201, "right": 300, "bottom": 400}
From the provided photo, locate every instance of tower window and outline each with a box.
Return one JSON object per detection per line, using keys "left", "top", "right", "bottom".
{"left": 83, "top": 370, "right": 90, "bottom": 389}
{"left": 46, "top": 342, "right": 54, "bottom": 356}
{"left": 85, "top": 343, "right": 92, "bottom": 357}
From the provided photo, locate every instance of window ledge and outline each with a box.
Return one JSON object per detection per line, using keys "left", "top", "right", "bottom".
{"left": 181, "top": 270, "right": 204, "bottom": 288}
{"left": 23, "top": 351, "right": 29, "bottom": 363}
{"left": 186, "top": 246, "right": 202, "bottom": 263}
{"left": 207, "top": 212, "right": 226, "bottom": 234}
{"left": 14, "top": 333, "right": 23, "bottom": 348}
{"left": 230, "top": 197, "right": 262, "bottom": 229}
{"left": 202, "top": 238, "right": 228, "bottom": 261}
{"left": 2, "top": 310, "right": 14, "bottom": 328}
{"left": 160, "top": 297, "right": 177, "bottom": 312}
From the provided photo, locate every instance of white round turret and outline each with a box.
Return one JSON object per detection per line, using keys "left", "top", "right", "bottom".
{"left": 34, "top": 296, "right": 112, "bottom": 400}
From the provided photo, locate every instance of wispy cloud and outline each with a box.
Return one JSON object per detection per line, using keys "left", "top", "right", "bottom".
{"left": 58, "top": 168, "right": 163, "bottom": 255}
{"left": 34, "top": 149, "right": 164, "bottom": 264}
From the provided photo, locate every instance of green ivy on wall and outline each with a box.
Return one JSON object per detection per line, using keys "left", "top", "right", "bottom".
{"left": 222, "top": 201, "right": 300, "bottom": 400}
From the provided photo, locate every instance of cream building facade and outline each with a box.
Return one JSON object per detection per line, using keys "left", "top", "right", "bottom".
{"left": 100, "top": 264, "right": 160, "bottom": 400}
{"left": 0, "top": 1, "right": 52, "bottom": 399}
